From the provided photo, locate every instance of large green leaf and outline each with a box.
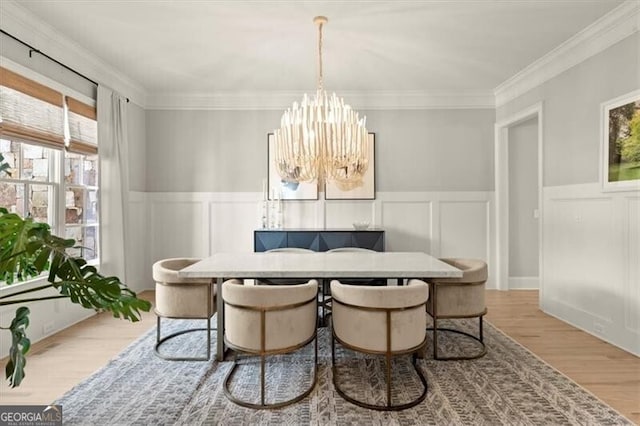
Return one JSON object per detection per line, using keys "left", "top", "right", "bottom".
{"left": 5, "top": 307, "right": 31, "bottom": 388}
{"left": 0, "top": 200, "right": 152, "bottom": 388}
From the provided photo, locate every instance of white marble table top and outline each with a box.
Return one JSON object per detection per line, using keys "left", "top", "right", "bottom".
{"left": 178, "top": 251, "right": 462, "bottom": 279}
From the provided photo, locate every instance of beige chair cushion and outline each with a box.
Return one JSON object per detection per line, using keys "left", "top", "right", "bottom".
{"left": 331, "top": 279, "right": 428, "bottom": 353}
{"left": 427, "top": 258, "right": 488, "bottom": 317}
{"left": 153, "top": 258, "right": 215, "bottom": 318}
{"left": 222, "top": 279, "right": 318, "bottom": 352}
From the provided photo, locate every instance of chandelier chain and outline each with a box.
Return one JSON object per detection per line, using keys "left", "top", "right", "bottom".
{"left": 317, "top": 21, "right": 324, "bottom": 92}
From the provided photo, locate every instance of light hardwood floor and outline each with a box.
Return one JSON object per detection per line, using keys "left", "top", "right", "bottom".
{"left": 1, "top": 290, "right": 638, "bottom": 423}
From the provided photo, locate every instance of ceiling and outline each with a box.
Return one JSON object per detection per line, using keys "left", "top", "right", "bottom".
{"left": 7, "top": 1, "right": 625, "bottom": 96}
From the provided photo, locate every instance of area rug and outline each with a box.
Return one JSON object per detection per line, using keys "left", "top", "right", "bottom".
{"left": 56, "top": 317, "right": 632, "bottom": 425}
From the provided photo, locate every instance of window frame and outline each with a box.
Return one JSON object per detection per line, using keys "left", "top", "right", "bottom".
{"left": 0, "top": 60, "right": 99, "bottom": 292}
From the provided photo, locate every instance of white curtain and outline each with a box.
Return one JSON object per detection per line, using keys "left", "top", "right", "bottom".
{"left": 97, "top": 85, "right": 129, "bottom": 281}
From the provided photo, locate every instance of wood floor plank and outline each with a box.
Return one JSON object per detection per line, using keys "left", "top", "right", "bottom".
{"left": 1, "top": 290, "right": 638, "bottom": 424}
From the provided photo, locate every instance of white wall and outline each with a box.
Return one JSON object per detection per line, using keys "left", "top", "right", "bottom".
{"left": 508, "top": 117, "right": 539, "bottom": 287}
{"left": 497, "top": 33, "right": 640, "bottom": 355}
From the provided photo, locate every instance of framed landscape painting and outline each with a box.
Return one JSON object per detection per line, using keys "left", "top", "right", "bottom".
{"left": 601, "top": 90, "right": 640, "bottom": 191}
{"left": 325, "top": 133, "right": 376, "bottom": 200}
{"left": 267, "top": 133, "right": 318, "bottom": 200}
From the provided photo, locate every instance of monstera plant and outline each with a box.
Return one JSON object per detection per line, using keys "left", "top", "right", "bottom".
{"left": 0, "top": 153, "right": 151, "bottom": 387}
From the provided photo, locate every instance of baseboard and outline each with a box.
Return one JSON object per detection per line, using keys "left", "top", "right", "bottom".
{"left": 508, "top": 276, "right": 539, "bottom": 290}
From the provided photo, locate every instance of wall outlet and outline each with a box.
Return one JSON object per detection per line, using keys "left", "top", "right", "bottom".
{"left": 593, "top": 321, "right": 605, "bottom": 334}
{"left": 533, "top": 209, "right": 539, "bottom": 219}
{"left": 43, "top": 321, "right": 55, "bottom": 335}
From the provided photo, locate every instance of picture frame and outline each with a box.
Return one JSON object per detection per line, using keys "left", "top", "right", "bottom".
{"left": 267, "top": 133, "right": 318, "bottom": 200}
{"left": 325, "top": 133, "right": 376, "bottom": 200}
{"left": 601, "top": 89, "right": 640, "bottom": 192}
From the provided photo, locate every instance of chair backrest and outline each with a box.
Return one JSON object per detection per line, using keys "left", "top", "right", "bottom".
{"left": 153, "top": 258, "right": 212, "bottom": 318}
{"left": 261, "top": 248, "right": 315, "bottom": 285}
{"left": 429, "top": 258, "right": 488, "bottom": 316}
{"left": 222, "top": 279, "right": 318, "bottom": 352}
{"left": 266, "top": 248, "right": 315, "bottom": 253}
{"left": 153, "top": 258, "right": 206, "bottom": 283}
{"left": 327, "top": 247, "right": 375, "bottom": 253}
{"left": 433, "top": 258, "right": 487, "bottom": 284}
{"left": 330, "top": 280, "right": 429, "bottom": 353}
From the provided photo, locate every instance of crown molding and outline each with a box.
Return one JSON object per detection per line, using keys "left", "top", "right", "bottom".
{"left": 494, "top": 0, "right": 640, "bottom": 108}
{"left": 0, "top": 0, "right": 147, "bottom": 105}
{"left": 145, "top": 90, "right": 495, "bottom": 110}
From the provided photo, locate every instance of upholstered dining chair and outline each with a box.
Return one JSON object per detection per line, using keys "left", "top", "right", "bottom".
{"left": 257, "top": 247, "right": 315, "bottom": 286}
{"left": 330, "top": 279, "right": 429, "bottom": 411}
{"left": 222, "top": 278, "right": 319, "bottom": 409}
{"left": 426, "top": 258, "right": 488, "bottom": 360}
{"left": 152, "top": 258, "right": 215, "bottom": 361}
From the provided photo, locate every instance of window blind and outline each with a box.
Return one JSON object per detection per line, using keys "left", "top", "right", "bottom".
{"left": 0, "top": 67, "right": 65, "bottom": 149}
{"left": 66, "top": 96, "right": 97, "bottom": 155}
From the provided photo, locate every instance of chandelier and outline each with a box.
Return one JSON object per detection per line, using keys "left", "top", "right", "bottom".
{"left": 274, "top": 16, "right": 369, "bottom": 191}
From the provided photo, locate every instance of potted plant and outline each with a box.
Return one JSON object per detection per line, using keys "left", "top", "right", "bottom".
{"left": 0, "top": 153, "right": 151, "bottom": 387}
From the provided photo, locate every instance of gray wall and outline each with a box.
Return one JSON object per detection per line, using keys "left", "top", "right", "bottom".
{"left": 127, "top": 103, "right": 147, "bottom": 191}
{"left": 508, "top": 117, "right": 539, "bottom": 277}
{"left": 145, "top": 108, "right": 495, "bottom": 192}
{"left": 496, "top": 33, "right": 640, "bottom": 187}
{"left": 1, "top": 32, "right": 95, "bottom": 99}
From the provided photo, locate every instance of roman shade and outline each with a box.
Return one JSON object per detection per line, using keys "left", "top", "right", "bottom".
{"left": 66, "top": 96, "right": 97, "bottom": 155}
{"left": 0, "top": 66, "right": 65, "bottom": 149}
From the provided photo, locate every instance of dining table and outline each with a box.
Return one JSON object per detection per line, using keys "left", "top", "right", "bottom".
{"left": 178, "top": 251, "right": 463, "bottom": 361}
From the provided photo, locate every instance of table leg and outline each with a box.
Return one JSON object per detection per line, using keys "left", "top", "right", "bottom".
{"left": 216, "top": 277, "right": 224, "bottom": 361}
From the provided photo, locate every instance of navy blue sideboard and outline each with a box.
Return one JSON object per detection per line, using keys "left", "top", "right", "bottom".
{"left": 254, "top": 229, "right": 385, "bottom": 252}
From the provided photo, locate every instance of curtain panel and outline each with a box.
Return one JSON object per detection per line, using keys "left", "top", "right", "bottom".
{"left": 97, "top": 85, "right": 130, "bottom": 282}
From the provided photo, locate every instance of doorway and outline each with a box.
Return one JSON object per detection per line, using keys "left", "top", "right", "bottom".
{"left": 494, "top": 103, "right": 543, "bottom": 297}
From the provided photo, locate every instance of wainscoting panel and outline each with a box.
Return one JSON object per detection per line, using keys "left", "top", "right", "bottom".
{"left": 324, "top": 201, "right": 375, "bottom": 229}
{"left": 439, "top": 201, "right": 489, "bottom": 261}
{"left": 625, "top": 196, "right": 640, "bottom": 335}
{"left": 139, "top": 191, "right": 494, "bottom": 291}
{"left": 149, "top": 199, "right": 209, "bottom": 261}
{"left": 127, "top": 192, "right": 149, "bottom": 292}
{"left": 380, "top": 201, "right": 432, "bottom": 252}
{"left": 542, "top": 183, "right": 639, "bottom": 356}
{"left": 282, "top": 200, "right": 321, "bottom": 229}
{"left": 210, "top": 200, "right": 259, "bottom": 253}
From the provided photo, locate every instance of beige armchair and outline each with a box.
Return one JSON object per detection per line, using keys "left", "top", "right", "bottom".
{"left": 222, "top": 278, "right": 319, "bottom": 409}
{"left": 152, "top": 258, "right": 215, "bottom": 361}
{"left": 258, "top": 247, "right": 315, "bottom": 286}
{"left": 330, "top": 279, "right": 429, "bottom": 411}
{"left": 427, "top": 258, "right": 488, "bottom": 360}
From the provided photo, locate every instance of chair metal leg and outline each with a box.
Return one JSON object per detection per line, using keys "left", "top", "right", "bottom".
{"left": 223, "top": 336, "right": 318, "bottom": 410}
{"left": 154, "top": 315, "right": 215, "bottom": 361}
{"left": 332, "top": 338, "right": 428, "bottom": 411}
{"left": 427, "top": 315, "right": 487, "bottom": 361}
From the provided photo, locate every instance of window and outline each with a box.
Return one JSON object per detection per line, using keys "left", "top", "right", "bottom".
{"left": 0, "top": 139, "right": 57, "bottom": 226}
{"left": 64, "top": 152, "right": 99, "bottom": 260}
{"left": 0, "top": 66, "right": 99, "bottom": 282}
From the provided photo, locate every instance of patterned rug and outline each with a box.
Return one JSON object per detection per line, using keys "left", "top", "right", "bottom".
{"left": 56, "top": 316, "right": 631, "bottom": 425}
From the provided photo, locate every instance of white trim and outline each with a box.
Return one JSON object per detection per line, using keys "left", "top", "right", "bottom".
{"left": 508, "top": 276, "right": 539, "bottom": 290}
{"left": 0, "top": 0, "right": 146, "bottom": 105}
{"left": 145, "top": 90, "right": 495, "bottom": 111}
{"left": 600, "top": 89, "right": 640, "bottom": 192}
{"left": 494, "top": 0, "right": 640, "bottom": 107}
{"left": 494, "top": 102, "right": 544, "bottom": 295}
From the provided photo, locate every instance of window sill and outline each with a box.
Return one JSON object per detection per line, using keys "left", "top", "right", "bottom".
{"left": 0, "top": 274, "right": 52, "bottom": 298}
